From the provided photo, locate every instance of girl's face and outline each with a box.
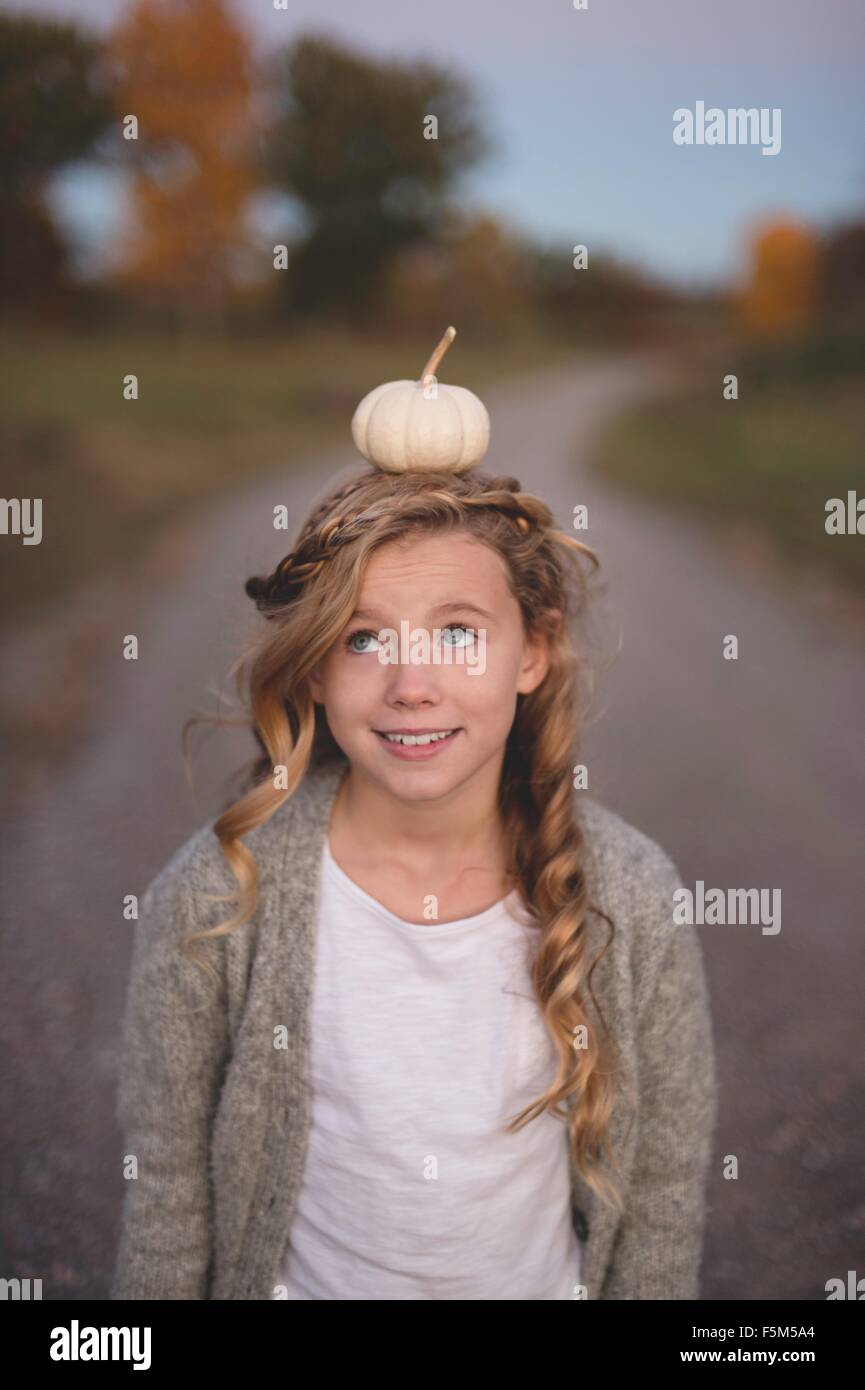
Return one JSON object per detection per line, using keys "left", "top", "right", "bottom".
{"left": 308, "top": 531, "right": 555, "bottom": 804}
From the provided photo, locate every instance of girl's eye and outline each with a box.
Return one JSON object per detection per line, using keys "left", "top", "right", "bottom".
{"left": 345, "top": 629, "right": 382, "bottom": 654}
{"left": 344, "top": 624, "right": 478, "bottom": 654}
{"left": 440, "top": 625, "right": 477, "bottom": 648}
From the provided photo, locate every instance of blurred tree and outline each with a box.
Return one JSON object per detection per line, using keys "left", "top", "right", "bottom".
{"left": 378, "top": 214, "right": 541, "bottom": 342}
{"left": 528, "top": 240, "right": 678, "bottom": 345}
{"left": 264, "top": 32, "right": 491, "bottom": 322}
{"left": 107, "top": 0, "right": 256, "bottom": 330}
{"left": 820, "top": 218, "right": 865, "bottom": 324}
{"left": 737, "top": 216, "right": 820, "bottom": 341}
{"left": 0, "top": 12, "right": 112, "bottom": 318}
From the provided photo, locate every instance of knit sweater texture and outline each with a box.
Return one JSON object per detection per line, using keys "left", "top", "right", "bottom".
{"left": 111, "top": 755, "right": 718, "bottom": 1300}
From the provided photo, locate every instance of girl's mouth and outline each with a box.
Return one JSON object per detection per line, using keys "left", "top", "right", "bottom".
{"left": 373, "top": 728, "right": 462, "bottom": 760}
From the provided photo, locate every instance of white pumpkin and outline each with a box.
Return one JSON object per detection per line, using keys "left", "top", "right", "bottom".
{"left": 351, "top": 326, "right": 490, "bottom": 474}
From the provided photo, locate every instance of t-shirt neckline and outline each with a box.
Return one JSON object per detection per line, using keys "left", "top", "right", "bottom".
{"left": 322, "top": 837, "right": 519, "bottom": 934}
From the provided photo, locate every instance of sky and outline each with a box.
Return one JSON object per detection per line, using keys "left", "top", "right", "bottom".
{"left": 25, "top": 0, "right": 865, "bottom": 290}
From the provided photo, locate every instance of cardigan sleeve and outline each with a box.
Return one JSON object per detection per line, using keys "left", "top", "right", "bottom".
{"left": 110, "top": 855, "right": 231, "bottom": 1300}
{"left": 600, "top": 867, "right": 718, "bottom": 1300}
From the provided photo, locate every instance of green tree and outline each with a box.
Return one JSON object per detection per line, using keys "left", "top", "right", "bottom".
{"left": 821, "top": 219, "right": 865, "bottom": 325}
{"left": 264, "top": 32, "right": 491, "bottom": 321}
{"left": 0, "top": 11, "right": 112, "bottom": 316}
{"left": 529, "top": 241, "right": 679, "bottom": 345}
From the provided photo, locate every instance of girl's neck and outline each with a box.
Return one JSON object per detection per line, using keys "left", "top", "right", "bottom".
{"left": 328, "top": 761, "right": 510, "bottom": 882}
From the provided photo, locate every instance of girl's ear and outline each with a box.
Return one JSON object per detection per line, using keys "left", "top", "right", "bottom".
{"left": 517, "top": 608, "right": 561, "bottom": 696}
{"left": 308, "top": 662, "right": 324, "bottom": 704}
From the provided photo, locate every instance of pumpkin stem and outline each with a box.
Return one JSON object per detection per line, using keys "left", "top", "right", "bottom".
{"left": 420, "top": 325, "right": 457, "bottom": 384}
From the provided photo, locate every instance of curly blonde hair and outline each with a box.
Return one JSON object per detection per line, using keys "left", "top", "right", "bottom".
{"left": 182, "top": 464, "right": 630, "bottom": 1213}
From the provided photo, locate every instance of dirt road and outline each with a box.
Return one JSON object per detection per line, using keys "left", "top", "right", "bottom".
{"left": 1, "top": 352, "right": 862, "bottom": 1299}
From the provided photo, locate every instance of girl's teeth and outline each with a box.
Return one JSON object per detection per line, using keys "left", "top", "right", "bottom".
{"left": 383, "top": 730, "right": 454, "bottom": 746}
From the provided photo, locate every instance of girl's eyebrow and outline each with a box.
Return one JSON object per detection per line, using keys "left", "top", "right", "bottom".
{"left": 350, "top": 602, "right": 496, "bottom": 623}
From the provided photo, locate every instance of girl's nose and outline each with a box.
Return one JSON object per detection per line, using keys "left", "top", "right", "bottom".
{"left": 385, "top": 659, "right": 443, "bottom": 701}
{"left": 381, "top": 629, "right": 444, "bottom": 699}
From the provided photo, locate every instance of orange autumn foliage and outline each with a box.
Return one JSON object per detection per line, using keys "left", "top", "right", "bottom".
{"left": 107, "top": 0, "right": 256, "bottom": 316}
{"left": 737, "top": 216, "right": 821, "bottom": 340}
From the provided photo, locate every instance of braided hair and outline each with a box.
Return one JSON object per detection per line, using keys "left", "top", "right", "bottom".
{"left": 244, "top": 469, "right": 593, "bottom": 617}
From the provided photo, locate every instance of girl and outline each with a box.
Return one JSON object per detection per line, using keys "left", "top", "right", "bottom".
{"left": 111, "top": 352, "right": 717, "bottom": 1302}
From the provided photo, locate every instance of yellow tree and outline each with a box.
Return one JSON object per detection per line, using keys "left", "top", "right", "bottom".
{"left": 737, "top": 216, "right": 821, "bottom": 341}
{"left": 107, "top": 0, "right": 255, "bottom": 327}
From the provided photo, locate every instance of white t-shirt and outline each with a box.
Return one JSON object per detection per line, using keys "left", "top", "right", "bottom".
{"left": 278, "top": 838, "right": 583, "bottom": 1300}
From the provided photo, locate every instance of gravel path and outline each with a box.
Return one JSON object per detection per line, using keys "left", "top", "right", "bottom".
{"left": 1, "top": 350, "right": 862, "bottom": 1299}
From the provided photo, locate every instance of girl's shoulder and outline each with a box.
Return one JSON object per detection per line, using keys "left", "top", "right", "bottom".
{"left": 138, "top": 762, "right": 340, "bottom": 928}
{"left": 573, "top": 793, "right": 692, "bottom": 1007}
{"left": 575, "top": 793, "right": 683, "bottom": 902}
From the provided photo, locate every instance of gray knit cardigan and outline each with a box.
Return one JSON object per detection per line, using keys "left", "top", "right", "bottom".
{"left": 111, "top": 755, "right": 718, "bottom": 1300}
